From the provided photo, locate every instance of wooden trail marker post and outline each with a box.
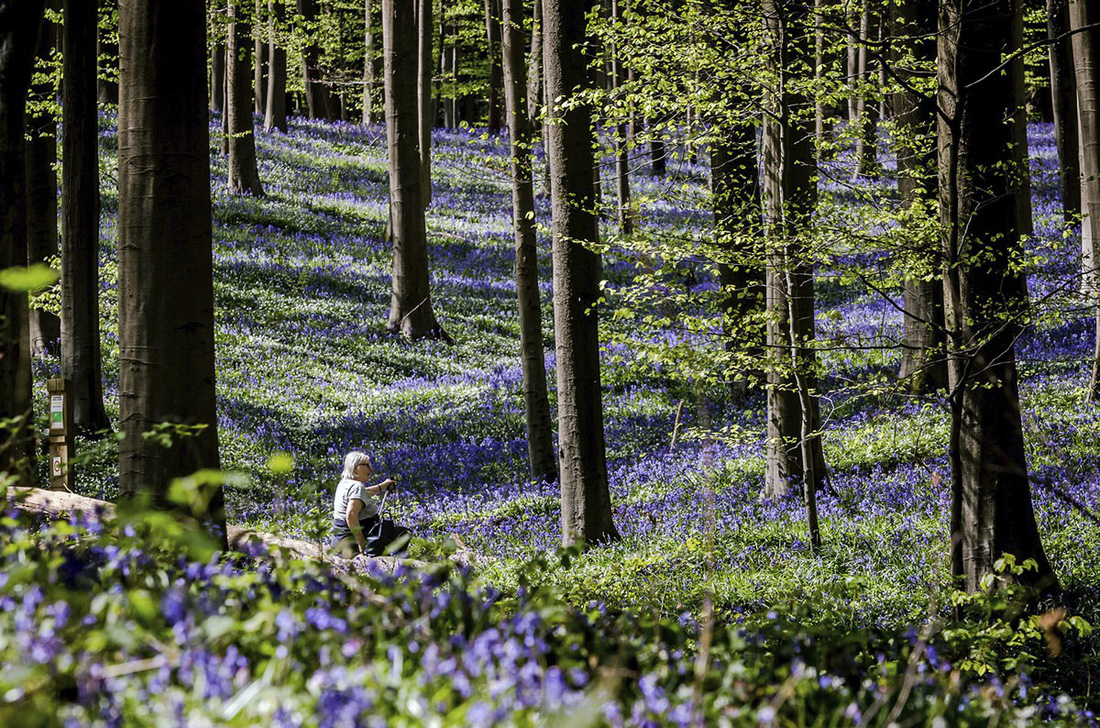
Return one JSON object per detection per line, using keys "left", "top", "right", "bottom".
{"left": 46, "top": 378, "right": 74, "bottom": 490}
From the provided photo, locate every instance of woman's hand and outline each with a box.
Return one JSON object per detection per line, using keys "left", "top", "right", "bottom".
{"left": 381, "top": 478, "right": 396, "bottom": 492}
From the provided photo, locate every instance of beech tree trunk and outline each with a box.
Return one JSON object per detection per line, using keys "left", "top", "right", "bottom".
{"left": 484, "top": 0, "right": 503, "bottom": 133}
{"left": 1070, "top": 0, "right": 1100, "bottom": 397}
{"left": 1010, "top": 0, "right": 1032, "bottom": 238}
{"left": 895, "top": 0, "right": 946, "bottom": 392}
{"left": 611, "top": 0, "right": 633, "bottom": 236}
{"left": 0, "top": 1, "right": 45, "bottom": 487}
{"left": 762, "top": 0, "right": 826, "bottom": 500}
{"left": 227, "top": 0, "right": 264, "bottom": 195}
{"left": 363, "top": 0, "right": 377, "bottom": 124}
{"left": 383, "top": 0, "right": 447, "bottom": 340}
{"left": 1071, "top": 0, "right": 1100, "bottom": 305}
{"left": 527, "top": 0, "right": 543, "bottom": 127}
{"left": 852, "top": 0, "right": 878, "bottom": 177}
{"left": 1048, "top": 0, "right": 1080, "bottom": 221}
{"left": 544, "top": 0, "right": 619, "bottom": 546}
{"left": 265, "top": 0, "right": 287, "bottom": 132}
{"left": 118, "top": 0, "right": 225, "bottom": 544}
{"left": 254, "top": 0, "right": 267, "bottom": 116}
{"left": 299, "top": 0, "right": 333, "bottom": 120}
{"left": 938, "top": 0, "right": 1056, "bottom": 593}
{"left": 650, "top": 128, "right": 666, "bottom": 176}
{"left": 502, "top": 0, "right": 556, "bottom": 484}
{"left": 712, "top": 121, "right": 763, "bottom": 400}
{"left": 62, "top": 0, "right": 111, "bottom": 433}
{"left": 417, "top": 0, "right": 432, "bottom": 208}
{"left": 26, "top": 6, "right": 60, "bottom": 355}
{"left": 211, "top": 42, "right": 226, "bottom": 113}
{"left": 97, "top": 0, "right": 119, "bottom": 105}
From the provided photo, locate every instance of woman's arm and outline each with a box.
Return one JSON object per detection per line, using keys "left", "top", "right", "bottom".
{"left": 363, "top": 478, "right": 395, "bottom": 496}
{"left": 346, "top": 498, "right": 367, "bottom": 553}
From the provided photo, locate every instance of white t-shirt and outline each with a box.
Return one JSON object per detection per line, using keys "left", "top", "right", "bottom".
{"left": 332, "top": 478, "right": 379, "bottom": 522}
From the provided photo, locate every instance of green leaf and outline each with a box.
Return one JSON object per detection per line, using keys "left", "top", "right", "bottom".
{"left": 267, "top": 452, "right": 295, "bottom": 475}
{"left": 0, "top": 264, "right": 59, "bottom": 293}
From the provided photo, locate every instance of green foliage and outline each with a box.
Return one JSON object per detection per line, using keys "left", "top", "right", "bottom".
{"left": 0, "top": 508, "right": 1090, "bottom": 726}
{"left": 0, "top": 264, "right": 60, "bottom": 294}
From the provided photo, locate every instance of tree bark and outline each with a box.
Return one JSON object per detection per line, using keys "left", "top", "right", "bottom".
{"left": 894, "top": 0, "right": 946, "bottom": 392}
{"left": 0, "top": 0, "right": 45, "bottom": 487}
{"left": 1048, "top": 0, "right": 1080, "bottom": 221}
{"left": 650, "top": 127, "right": 666, "bottom": 176}
{"left": 211, "top": 42, "right": 226, "bottom": 113}
{"left": 611, "top": 0, "right": 633, "bottom": 236}
{"left": 762, "top": 0, "right": 826, "bottom": 499}
{"left": 227, "top": 0, "right": 264, "bottom": 195}
{"left": 502, "top": 0, "right": 556, "bottom": 484}
{"left": 383, "top": 0, "right": 447, "bottom": 340}
{"left": 26, "top": 6, "right": 60, "bottom": 355}
{"left": 1010, "top": 0, "right": 1032, "bottom": 238}
{"left": 417, "top": 0, "right": 432, "bottom": 208}
{"left": 1070, "top": 0, "right": 1100, "bottom": 398}
{"left": 527, "top": 0, "right": 543, "bottom": 127}
{"left": 363, "top": 0, "right": 377, "bottom": 124}
{"left": 484, "top": 0, "right": 503, "bottom": 133}
{"left": 254, "top": 0, "right": 267, "bottom": 115}
{"left": 852, "top": 0, "right": 878, "bottom": 178}
{"left": 265, "top": 0, "right": 287, "bottom": 132}
{"left": 61, "top": 0, "right": 111, "bottom": 433}
{"left": 299, "top": 0, "right": 333, "bottom": 120}
{"left": 97, "top": 0, "right": 119, "bottom": 105}
{"left": 544, "top": 0, "right": 619, "bottom": 546}
{"left": 118, "top": 0, "right": 225, "bottom": 544}
{"left": 712, "top": 121, "right": 763, "bottom": 400}
{"left": 1071, "top": 0, "right": 1100, "bottom": 306}
{"left": 938, "top": 0, "right": 1056, "bottom": 593}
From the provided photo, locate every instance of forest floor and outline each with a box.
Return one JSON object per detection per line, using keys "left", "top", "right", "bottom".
{"left": 30, "top": 114, "right": 1100, "bottom": 714}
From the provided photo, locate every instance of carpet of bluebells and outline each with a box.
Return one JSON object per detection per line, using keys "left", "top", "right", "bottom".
{"left": 7, "top": 112, "right": 1100, "bottom": 723}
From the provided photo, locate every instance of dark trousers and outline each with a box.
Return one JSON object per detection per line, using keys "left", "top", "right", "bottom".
{"left": 330, "top": 516, "right": 410, "bottom": 557}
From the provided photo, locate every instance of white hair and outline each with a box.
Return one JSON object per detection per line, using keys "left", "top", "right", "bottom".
{"left": 341, "top": 451, "right": 371, "bottom": 480}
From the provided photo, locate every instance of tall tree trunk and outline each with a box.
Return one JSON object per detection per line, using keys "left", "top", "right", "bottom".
{"left": 118, "top": 0, "right": 226, "bottom": 544}
{"left": 650, "top": 125, "right": 666, "bottom": 176}
{"left": 61, "top": 0, "right": 111, "bottom": 434}
{"left": 363, "top": 0, "right": 377, "bottom": 124}
{"left": 939, "top": 0, "right": 1056, "bottom": 593}
{"left": 1071, "top": 0, "right": 1100, "bottom": 305}
{"left": 895, "top": 0, "right": 946, "bottom": 392}
{"left": 227, "top": 0, "right": 264, "bottom": 195}
{"left": 611, "top": 0, "right": 632, "bottom": 236}
{"left": 211, "top": 42, "right": 226, "bottom": 113}
{"left": 0, "top": 1, "right": 46, "bottom": 487}
{"left": 1048, "top": 0, "right": 1080, "bottom": 221}
{"left": 1011, "top": 0, "right": 1033, "bottom": 238}
{"left": 265, "top": 0, "right": 287, "bottom": 132}
{"left": 299, "top": 0, "right": 332, "bottom": 120}
{"left": 254, "top": 0, "right": 267, "bottom": 115}
{"left": 527, "top": 0, "right": 543, "bottom": 127}
{"left": 502, "top": 0, "right": 556, "bottom": 484}
{"left": 852, "top": 0, "right": 878, "bottom": 178}
{"left": 26, "top": 5, "right": 60, "bottom": 355}
{"left": 712, "top": 121, "right": 764, "bottom": 401}
{"left": 1071, "top": 0, "right": 1100, "bottom": 398}
{"left": 383, "top": 0, "right": 447, "bottom": 340}
{"left": 813, "top": 0, "right": 831, "bottom": 158}
{"left": 97, "top": 0, "right": 119, "bottom": 105}
{"left": 484, "top": 0, "right": 503, "bottom": 133}
{"left": 762, "top": 0, "right": 826, "bottom": 500}
{"left": 417, "top": 0, "right": 432, "bottom": 208}
{"left": 544, "top": 0, "right": 619, "bottom": 546}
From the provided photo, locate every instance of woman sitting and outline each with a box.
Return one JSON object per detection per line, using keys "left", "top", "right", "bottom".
{"left": 330, "top": 450, "right": 408, "bottom": 558}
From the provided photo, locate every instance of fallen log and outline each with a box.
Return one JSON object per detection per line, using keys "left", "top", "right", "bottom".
{"left": 8, "top": 487, "right": 421, "bottom": 574}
